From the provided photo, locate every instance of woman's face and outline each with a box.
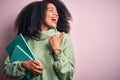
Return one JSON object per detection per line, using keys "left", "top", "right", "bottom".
{"left": 43, "top": 3, "right": 59, "bottom": 30}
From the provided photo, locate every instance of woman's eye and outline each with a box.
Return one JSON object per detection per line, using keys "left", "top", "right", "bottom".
{"left": 48, "top": 9, "right": 53, "bottom": 12}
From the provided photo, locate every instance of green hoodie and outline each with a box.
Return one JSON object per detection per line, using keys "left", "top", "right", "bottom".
{"left": 3, "top": 28, "right": 75, "bottom": 80}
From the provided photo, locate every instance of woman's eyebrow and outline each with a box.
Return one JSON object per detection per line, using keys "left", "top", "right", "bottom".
{"left": 47, "top": 7, "right": 57, "bottom": 10}
{"left": 47, "top": 7, "right": 53, "bottom": 9}
{"left": 47, "top": 6, "right": 57, "bottom": 11}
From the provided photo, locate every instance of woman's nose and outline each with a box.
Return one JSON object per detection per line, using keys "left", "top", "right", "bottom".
{"left": 53, "top": 11, "right": 58, "bottom": 16}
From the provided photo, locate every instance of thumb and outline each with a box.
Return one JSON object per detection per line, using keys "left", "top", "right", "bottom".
{"left": 59, "top": 32, "right": 65, "bottom": 40}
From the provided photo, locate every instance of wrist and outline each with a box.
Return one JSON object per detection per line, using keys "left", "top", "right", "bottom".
{"left": 21, "top": 62, "right": 27, "bottom": 69}
{"left": 19, "top": 62, "right": 26, "bottom": 71}
{"left": 52, "top": 48, "right": 62, "bottom": 55}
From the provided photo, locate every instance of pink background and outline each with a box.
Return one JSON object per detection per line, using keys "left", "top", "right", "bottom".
{"left": 0, "top": 0, "right": 120, "bottom": 80}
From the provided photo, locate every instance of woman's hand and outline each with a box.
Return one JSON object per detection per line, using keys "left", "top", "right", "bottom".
{"left": 49, "top": 32, "right": 64, "bottom": 55}
{"left": 21, "top": 60, "right": 44, "bottom": 76}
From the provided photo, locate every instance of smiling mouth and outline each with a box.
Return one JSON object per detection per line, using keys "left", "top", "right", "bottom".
{"left": 51, "top": 17, "right": 58, "bottom": 23}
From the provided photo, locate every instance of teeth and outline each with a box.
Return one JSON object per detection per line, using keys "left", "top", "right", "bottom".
{"left": 52, "top": 18, "right": 57, "bottom": 21}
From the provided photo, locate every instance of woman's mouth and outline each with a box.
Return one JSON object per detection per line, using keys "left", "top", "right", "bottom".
{"left": 51, "top": 17, "right": 58, "bottom": 23}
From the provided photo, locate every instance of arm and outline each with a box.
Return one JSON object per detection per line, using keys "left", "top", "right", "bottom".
{"left": 49, "top": 34, "right": 75, "bottom": 80}
{"left": 3, "top": 56, "right": 26, "bottom": 79}
{"left": 3, "top": 57, "right": 44, "bottom": 79}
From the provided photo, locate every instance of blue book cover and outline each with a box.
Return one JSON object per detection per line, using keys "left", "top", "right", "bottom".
{"left": 10, "top": 45, "right": 33, "bottom": 62}
{"left": 6, "top": 34, "right": 37, "bottom": 60}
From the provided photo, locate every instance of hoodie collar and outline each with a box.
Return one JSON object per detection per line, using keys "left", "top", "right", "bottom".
{"left": 38, "top": 28, "right": 57, "bottom": 40}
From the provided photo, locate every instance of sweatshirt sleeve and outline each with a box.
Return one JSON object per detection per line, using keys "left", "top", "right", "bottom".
{"left": 53, "top": 34, "right": 75, "bottom": 80}
{"left": 3, "top": 56, "right": 26, "bottom": 79}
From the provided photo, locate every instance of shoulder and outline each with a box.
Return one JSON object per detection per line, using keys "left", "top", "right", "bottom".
{"left": 63, "top": 33, "right": 71, "bottom": 42}
{"left": 61, "top": 33, "right": 72, "bottom": 48}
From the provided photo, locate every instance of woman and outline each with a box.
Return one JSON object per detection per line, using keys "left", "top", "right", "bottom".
{"left": 3, "top": 0, "right": 75, "bottom": 80}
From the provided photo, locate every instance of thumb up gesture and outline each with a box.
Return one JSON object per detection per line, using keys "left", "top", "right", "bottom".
{"left": 49, "top": 32, "right": 64, "bottom": 55}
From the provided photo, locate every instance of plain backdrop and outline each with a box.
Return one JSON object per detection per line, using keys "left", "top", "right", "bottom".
{"left": 0, "top": 0, "right": 120, "bottom": 80}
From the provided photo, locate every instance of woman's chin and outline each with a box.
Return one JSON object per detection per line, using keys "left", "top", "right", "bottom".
{"left": 50, "top": 25, "right": 57, "bottom": 29}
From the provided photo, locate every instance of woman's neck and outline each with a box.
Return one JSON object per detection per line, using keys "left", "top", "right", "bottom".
{"left": 41, "top": 24, "right": 49, "bottom": 32}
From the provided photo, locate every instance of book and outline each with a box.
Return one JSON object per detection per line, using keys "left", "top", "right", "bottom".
{"left": 10, "top": 45, "right": 33, "bottom": 62}
{"left": 6, "top": 34, "right": 37, "bottom": 60}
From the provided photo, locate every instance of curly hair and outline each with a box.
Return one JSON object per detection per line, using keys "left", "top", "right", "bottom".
{"left": 15, "top": 0, "right": 72, "bottom": 39}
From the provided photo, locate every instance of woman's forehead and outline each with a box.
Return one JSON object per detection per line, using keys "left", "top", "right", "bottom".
{"left": 47, "top": 3, "right": 57, "bottom": 9}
